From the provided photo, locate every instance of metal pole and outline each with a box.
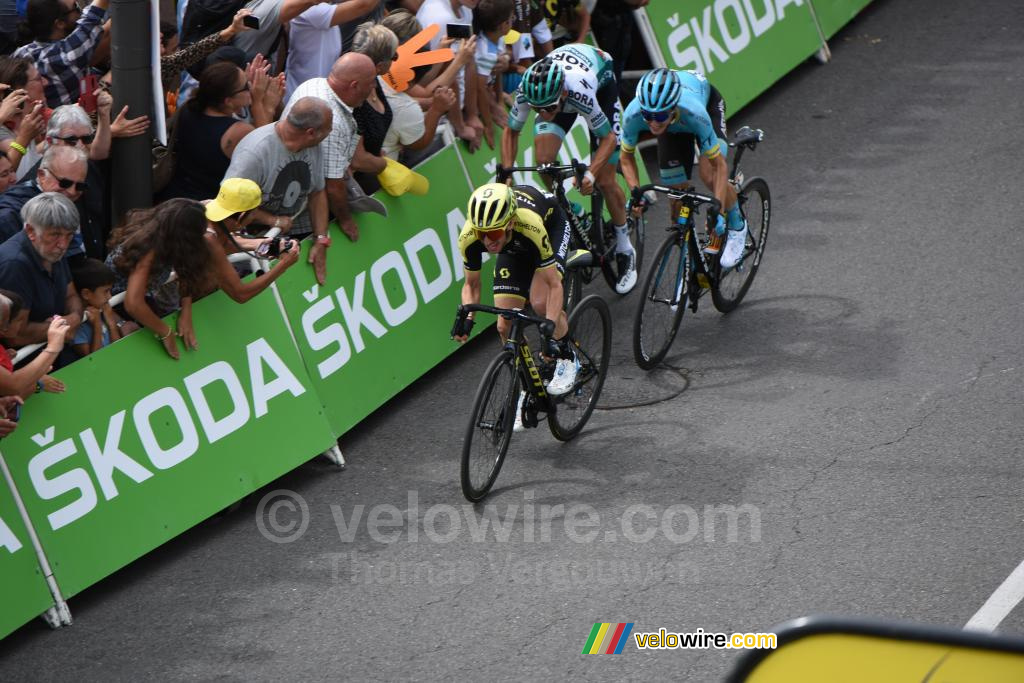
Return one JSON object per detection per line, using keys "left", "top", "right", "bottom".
{"left": 110, "top": 0, "right": 154, "bottom": 220}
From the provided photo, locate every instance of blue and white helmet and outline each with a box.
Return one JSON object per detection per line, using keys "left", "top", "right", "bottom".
{"left": 636, "top": 68, "right": 681, "bottom": 113}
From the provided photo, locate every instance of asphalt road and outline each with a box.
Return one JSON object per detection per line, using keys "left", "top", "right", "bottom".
{"left": 3, "top": 0, "right": 1024, "bottom": 679}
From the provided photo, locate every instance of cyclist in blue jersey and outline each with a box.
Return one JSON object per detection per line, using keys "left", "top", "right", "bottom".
{"left": 620, "top": 68, "right": 748, "bottom": 269}
{"left": 500, "top": 43, "right": 638, "bottom": 294}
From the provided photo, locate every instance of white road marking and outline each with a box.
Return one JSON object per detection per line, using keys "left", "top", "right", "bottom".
{"left": 965, "top": 558, "right": 1024, "bottom": 632}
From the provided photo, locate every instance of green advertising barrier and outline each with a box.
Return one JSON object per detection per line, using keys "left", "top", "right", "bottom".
{"left": 0, "top": 478, "right": 55, "bottom": 639}
{"left": 0, "top": 287, "right": 337, "bottom": 600}
{"left": 640, "top": 0, "right": 824, "bottom": 111}
{"left": 809, "top": 0, "right": 875, "bottom": 38}
{"left": 273, "top": 143, "right": 495, "bottom": 436}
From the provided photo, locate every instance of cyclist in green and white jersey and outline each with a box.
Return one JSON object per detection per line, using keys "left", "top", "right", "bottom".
{"left": 500, "top": 43, "right": 637, "bottom": 294}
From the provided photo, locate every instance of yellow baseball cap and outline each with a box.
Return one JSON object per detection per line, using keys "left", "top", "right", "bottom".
{"left": 205, "top": 178, "right": 263, "bottom": 222}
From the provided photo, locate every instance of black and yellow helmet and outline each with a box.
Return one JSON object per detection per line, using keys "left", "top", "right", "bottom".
{"left": 468, "top": 183, "right": 517, "bottom": 233}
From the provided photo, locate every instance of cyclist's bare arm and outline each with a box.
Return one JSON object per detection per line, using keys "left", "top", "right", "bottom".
{"left": 620, "top": 148, "right": 641, "bottom": 192}
{"left": 455, "top": 269, "right": 482, "bottom": 343}
{"left": 702, "top": 152, "right": 737, "bottom": 212}
{"left": 537, "top": 266, "right": 569, "bottom": 340}
{"left": 588, "top": 130, "right": 618, "bottom": 179}
{"left": 500, "top": 126, "right": 519, "bottom": 172}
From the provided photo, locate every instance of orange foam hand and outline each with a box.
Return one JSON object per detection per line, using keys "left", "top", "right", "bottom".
{"left": 382, "top": 24, "right": 455, "bottom": 93}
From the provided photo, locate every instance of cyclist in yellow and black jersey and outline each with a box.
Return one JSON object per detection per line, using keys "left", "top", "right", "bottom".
{"left": 453, "top": 182, "right": 579, "bottom": 398}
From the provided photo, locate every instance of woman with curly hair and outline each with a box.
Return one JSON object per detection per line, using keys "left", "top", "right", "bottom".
{"left": 107, "top": 183, "right": 299, "bottom": 359}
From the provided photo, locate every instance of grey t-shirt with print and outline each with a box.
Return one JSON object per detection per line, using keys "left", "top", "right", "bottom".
{"left": 223, "top": 123, "right": 325, "bottom": 234}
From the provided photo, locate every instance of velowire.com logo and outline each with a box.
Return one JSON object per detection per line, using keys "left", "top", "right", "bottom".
{"left": 582, "top": 623, "right": 634, "bottom": 654}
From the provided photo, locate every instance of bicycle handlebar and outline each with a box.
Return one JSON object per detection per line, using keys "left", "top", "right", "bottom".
{"left": 454, "top": 303, "right": 556, "bottom": 338}
{"left": 634, "top": 183, "right": 722, "bottom": 216}
{"left": 495, "top": 160, "right": 588, "bottom": 185}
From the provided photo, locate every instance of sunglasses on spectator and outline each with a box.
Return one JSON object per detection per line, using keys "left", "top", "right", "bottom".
{"left": 43, "top": 168, "right": 87, "bottom": 192}
{"left": 531, "top": 101, "right": 560, "bottom": 114}
{"left": 232, "top": 82, "right": 251, "bottom": 95}
{"left": 54, "top": 133, "right": 95, "bottom": 145}
{"left": 641, "top": 109, "right": 673, "bottom": 123}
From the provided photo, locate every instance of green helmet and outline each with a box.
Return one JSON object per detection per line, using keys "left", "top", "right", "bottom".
{"left": 521, "top": 58, "right": 564, "bottom": 107}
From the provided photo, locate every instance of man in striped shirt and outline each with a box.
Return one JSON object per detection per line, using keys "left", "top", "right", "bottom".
{"left": 14, "top": 0, "right": 109, "bottom": 107}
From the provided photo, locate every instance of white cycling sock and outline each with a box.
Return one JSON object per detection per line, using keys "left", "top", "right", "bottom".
{"left": 614, "top": 223, "right": 633, "bottom": 253}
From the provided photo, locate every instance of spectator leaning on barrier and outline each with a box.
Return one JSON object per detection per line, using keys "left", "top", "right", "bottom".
{"left": 202, "top": 177, "right": 300, "bottom": 302}
{"left": 0, "top": 290, "right": 66, "bottom": 399}
{"left": 107, "top": 190, "right": 301, "bottom": 360}
{"left": 13, "top": 0, "right": 109, "bottom": 107}
{"left": 283, "top": 54, "right": 374, "bottom": 244}
{"left": 107, "top": 199, "right": 209, "bottom": 361}
{"left": 222, "top": 97, "right": 332, "bottom": 283}
{"left": 348, "top": 22, "right": 397, "bottom": 194}
{"left": 0, "top": 144, "right": 86, "bottom": 253}
{"left": 0, "top": 192, "right": 83, "bottom": 368}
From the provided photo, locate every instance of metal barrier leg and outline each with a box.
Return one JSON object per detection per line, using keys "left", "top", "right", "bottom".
{"left": 321, "top": 443, "right": 346, "bottom": 469}
{"left": 1, "top": 452, "right": 73, "bottom": 628}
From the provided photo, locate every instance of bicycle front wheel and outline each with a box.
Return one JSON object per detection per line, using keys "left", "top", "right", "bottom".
{"left": 632, "top": 232, "right": 689, "bottom": 369}
{"left": 461, "top": 350, "right": 519, "bottom": 502}
{"left": 712, "top": 177, "right": 771, "bottom": 313}
{"left": 548, "top": 295, "right": 611, "bottom": 441}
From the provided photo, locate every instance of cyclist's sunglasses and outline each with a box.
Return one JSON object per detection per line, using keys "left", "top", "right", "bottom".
{"left": 641, "top": 109, "right": 673, "bottom": 123}
{"left": 54, "top": 133, "right": 95, "bottom": 145}
{"left": 475, "top": 225, "right": 509, "bottom": 241}
{"left": 531, "top": 101, "right": 560, "bottom": 113}
{"left": 44, "top": 169, "right": 87, "bottom": 192}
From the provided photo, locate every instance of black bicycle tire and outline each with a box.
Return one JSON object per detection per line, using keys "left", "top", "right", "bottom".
{"left": 632, "top": 232, "right": 688, "bottom": 369}
{"left": 460, "top": 350, "right": 518, "bottom": 502}
{"left": 548, "top": 294, "right": 612, "bottom": 441}
{"left": 711, "top": 177, "right": 771, "bottom": 313}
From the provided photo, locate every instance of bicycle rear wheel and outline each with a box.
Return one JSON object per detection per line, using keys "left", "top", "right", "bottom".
{"left": 461, "top": 350, "right": 519, "bottom": 502}
{"left": 548, "top": 295, "right": 611, "bottom": 441}
{"left": 712, "top": 177, "right": 771, "bottom": 313}
{"left": 632, "top": 232, "right": 689, "bottom": 369}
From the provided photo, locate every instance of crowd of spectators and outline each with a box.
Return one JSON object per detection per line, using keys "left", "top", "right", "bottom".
{"left": 0, "top": 0, "right": 646, "bottom": 431}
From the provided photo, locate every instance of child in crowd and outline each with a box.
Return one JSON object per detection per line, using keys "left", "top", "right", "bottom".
{"left": 474, "top": 0, "right": 514, "bottom": 148}
{"left": 70, "top": 258, "right": 134, "bottom": 356}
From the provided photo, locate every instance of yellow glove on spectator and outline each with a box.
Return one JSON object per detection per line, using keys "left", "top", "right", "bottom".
{"left": 377, "top": 157, "right": 429, "bottom": 197}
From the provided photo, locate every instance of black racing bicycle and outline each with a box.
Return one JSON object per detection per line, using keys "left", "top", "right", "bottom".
{"left": 453, "top": 294, "right": 611, "bottom": 502}
{"left": 496, "top": 161, "right": 645, "bottom": 312}
{"left": 632, "top": 126, "right": 770, "bottom": 369}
